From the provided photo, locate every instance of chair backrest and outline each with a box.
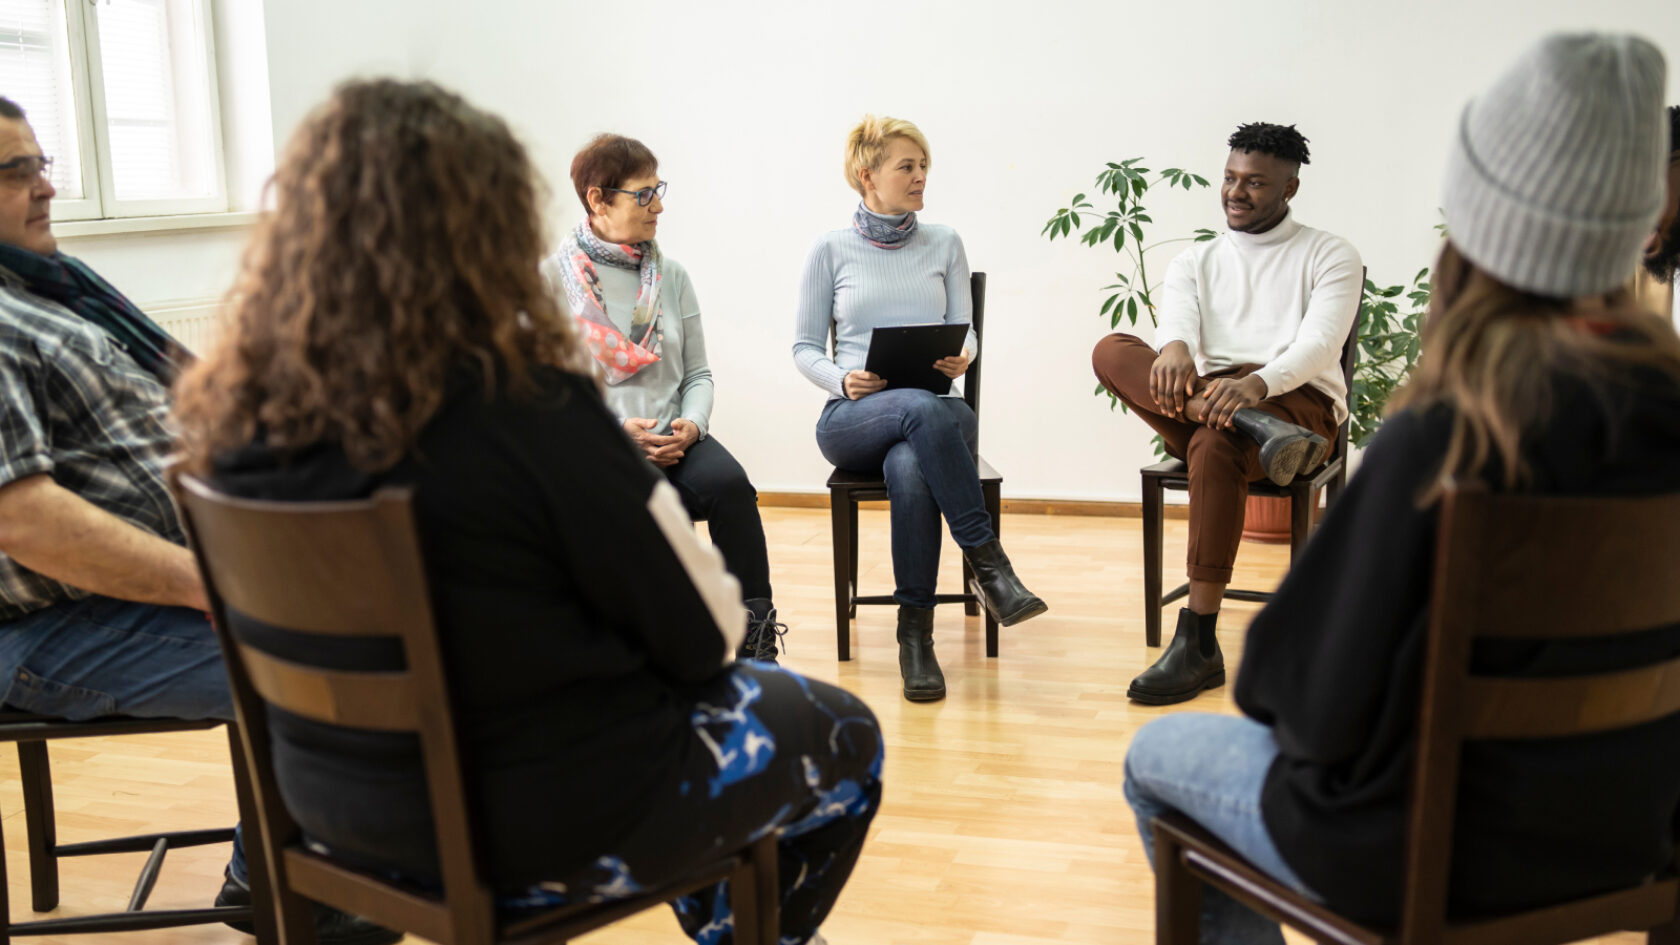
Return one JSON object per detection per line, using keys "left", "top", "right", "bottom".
{"left": 1398, "top": 486, "right": 1680, "bottom": 944}
{"left": 826, "top": 271, "right": 988, "bottom": 451}
{"left": 172, "top": 472, "right": 496, "bottom": 945}
{"left": 1330, "top": 268, "right": 1366, "bottom": 465}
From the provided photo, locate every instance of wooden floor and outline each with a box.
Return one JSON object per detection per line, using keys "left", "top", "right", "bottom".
{"left": 0, "top": 508, "right": 1641, "bottom": 944}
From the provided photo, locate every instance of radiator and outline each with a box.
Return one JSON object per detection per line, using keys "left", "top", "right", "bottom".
{"left": 145, "top": 298, "right": 223, "bottom": 357}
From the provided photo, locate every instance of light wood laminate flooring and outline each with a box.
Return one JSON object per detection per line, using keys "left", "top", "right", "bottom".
{"left": 0, "top": 508, "right": 1640, "bottom": 944}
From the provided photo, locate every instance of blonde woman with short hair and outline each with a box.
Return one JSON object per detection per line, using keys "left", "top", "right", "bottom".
{"left": 792, "top": 115, "right": 1046, "bottom": 703}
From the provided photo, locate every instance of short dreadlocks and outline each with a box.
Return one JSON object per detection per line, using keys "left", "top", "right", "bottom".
{"left": 1228, "top": 122, "right": 1311, "bottom": 167}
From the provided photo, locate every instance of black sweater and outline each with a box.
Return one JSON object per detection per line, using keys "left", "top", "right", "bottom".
{"left": 1235, "top": 370, "right": 1680, "bottom": 923}
{"left": 211, "top": 368, "right": 733, "bottom": 888}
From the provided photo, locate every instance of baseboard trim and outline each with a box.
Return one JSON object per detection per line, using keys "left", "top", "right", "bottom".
{"left": 758, "top": 492, "right": 1189, "bottom": 520}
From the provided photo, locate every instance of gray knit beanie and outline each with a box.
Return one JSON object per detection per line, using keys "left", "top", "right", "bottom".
{"left": 1441, "top": 33, "right": 1667, "bottom": 298}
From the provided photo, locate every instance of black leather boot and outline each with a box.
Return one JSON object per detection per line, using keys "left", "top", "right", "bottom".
{"left": 896, "top": 606, "right": 945, "bottom": 702}
{"left": 1229, "top": 409, "right": 1329, "bottom": 486}
{"left": 962, "top": 539, "right": 1048, "bottom": 626}
{"left": 1127, "top": 608, "right": 1225, "bottom": 705}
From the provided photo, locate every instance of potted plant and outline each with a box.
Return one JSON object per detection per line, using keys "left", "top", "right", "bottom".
{"left": 1044, "top": 159, "right": 1429, "bottom": 535}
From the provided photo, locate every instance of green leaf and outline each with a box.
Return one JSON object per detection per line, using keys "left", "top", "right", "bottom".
{"left": 1191, "top": 174, "right": 1209, "bottom": 187}
{"left": 1101, "top": 295, "right": 1117, "bottom": 316}
{"left": 1071, "top": 213, "right": 1080, "bottom": 227}
{"left": 1127, "top": 296, "right": 1138, "bottom": 321}
{"left": 1129, "top": 222, "right": 1144, "bottom": 243}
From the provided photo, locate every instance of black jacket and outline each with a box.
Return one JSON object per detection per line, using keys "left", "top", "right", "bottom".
{"left": 211, "top": 367, "right": 731, "bottom": 888}
{"left": 1237, "top": 369, "right": 1680, "bottom": 923}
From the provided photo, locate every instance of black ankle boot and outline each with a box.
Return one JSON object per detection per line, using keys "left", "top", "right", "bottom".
{"left": 1229, "top": 409, "right": 1329, "bottom": 486}
{"left": 1127, "top": 608, "right": 1225, "bottom": 705}
{"left": 896, "top": 606, "right": 945, "bottom": 702}
{"left": 962, "top": 540, "right": 1048, "bottom": 626}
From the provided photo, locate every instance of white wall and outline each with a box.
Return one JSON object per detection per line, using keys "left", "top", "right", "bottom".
{"left": 148, "top": 1, "right": 1680, "bottom": 499}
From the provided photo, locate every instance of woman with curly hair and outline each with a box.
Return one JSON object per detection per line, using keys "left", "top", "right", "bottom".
{"left": 791, "top": 114, "right": 1046, "bottom": 703}
{"left": 542, "top": 134, "right": 786, "bottom": 663}
{"left": 1123, "top": 34, "right": 1680, "bottom": 943}
{"left": 173, "top": 79, "right": 880, "bottom": 945}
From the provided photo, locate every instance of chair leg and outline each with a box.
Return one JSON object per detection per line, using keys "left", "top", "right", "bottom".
{"left": 1153, "top": 822, "right": 1200, "bottom": 945}
{"left": 984, "top": 480, "right": 1001, "bottom": 657}
{"left": 0, "top": 799, "right": 12, "bottom": 945}
{"left": 962, "top": 556, "right": 980, "bottom": 617}
{"left": 17, "top": 741, "right": 58, "bottom": 913}
{"left": 847, "top": 502, "right": 859, "bottom": 620}
{"left": 743, "top": 834, "right": 779, "bottom": 945}
{"left": 1142, "top": 478, "right": 1165, "bottom": 648}
{"left": 831, "top": 489, "right": 853, "bottom": 661}
{"left": 1288, "top": 486, "right": 1313, "bottom": 563}
{"left": 224, "top": 726, "right": 278, "bottom": 945}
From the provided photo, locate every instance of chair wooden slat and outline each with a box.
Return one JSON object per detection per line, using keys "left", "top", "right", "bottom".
{"left": 1461, "top": 652, "right": 1680, "bottom": 739}
{"left": 1463, "top": 492, "right": 1680, "bottom": 638}
{"left": 174, "top": 476, "right": 429, "bottom": 637}
{"left": 238, "top": 644, "right": 419, "bottom": 732}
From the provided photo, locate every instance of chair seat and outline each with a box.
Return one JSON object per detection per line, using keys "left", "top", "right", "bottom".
{"left": 0, "top": 709, "right": 224, "bottom": 741}
{"left": 827, "top": 455, "right": 1001, "bottom": 490}
{"left": 1141, "top": 456, "right": 1344, "bottom": 496}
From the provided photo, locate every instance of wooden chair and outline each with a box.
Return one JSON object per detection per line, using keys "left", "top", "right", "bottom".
{"left": 1139, "top": 285, "right": 1365, "bottom": 646}
{"left": 1152, "top": 486, "right": 1680, "bottom": 945}
{"left": 828, "top": 271, "right": 1003, "bottom": 661}
{"left": 0, "top": 712, "right": 263, "bottom": 942}
{"left": 172, "top": 473, "right": 779, "bottom": 945}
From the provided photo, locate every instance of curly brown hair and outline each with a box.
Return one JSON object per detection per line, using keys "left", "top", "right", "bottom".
{"left": 174, "top": 78, "right": 592, "bottom": 474}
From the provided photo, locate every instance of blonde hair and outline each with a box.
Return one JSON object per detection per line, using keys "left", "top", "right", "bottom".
{"left": 1388, "top": 240, "right": 1680, "bottom": 504}
{"left": 843, "top": 114, "right": 930, "bottom": 196}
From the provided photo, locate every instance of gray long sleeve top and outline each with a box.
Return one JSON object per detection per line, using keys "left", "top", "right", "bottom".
{"left": 541, "top": 254, "right": 715, "bottom": 438}
{"left": 791, "top": 214, "right": 979, "bottom": 400}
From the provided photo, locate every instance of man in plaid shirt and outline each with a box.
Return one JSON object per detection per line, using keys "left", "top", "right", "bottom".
{"left": 0, "top": 97, "right": 399, "bottom": 945}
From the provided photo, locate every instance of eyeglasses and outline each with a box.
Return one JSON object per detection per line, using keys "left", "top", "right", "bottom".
{"left": 0, "top": 155, "right": 52, "bottom": 189}
{"left": 603, "top": 181, "right": 667, "bottom": 207}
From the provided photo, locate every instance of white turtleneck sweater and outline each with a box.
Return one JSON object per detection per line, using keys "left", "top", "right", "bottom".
{"left": 1154, "top": 211, "right": 1363, "bottom": 421}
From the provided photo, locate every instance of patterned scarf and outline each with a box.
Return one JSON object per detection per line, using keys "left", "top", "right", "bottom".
{"left": 0, "top": 244, "right": 189, "bottom": 383}
{"left": 852, "top": 203, "right": 919, "bottom": 249}
{"left": 554, "top": 221, "right": 663, "bottom": 384}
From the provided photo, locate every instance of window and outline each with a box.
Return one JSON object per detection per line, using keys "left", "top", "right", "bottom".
{"left": 0, "top": 0, "right": 227, "bottom": 220}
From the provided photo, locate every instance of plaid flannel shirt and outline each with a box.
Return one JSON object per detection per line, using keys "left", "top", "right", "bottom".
{"left": 0, "top": 269, "right": 183, "bottom": 621}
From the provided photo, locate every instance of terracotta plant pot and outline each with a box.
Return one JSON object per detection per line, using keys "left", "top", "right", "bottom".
{"left": 1241, "top": 494, "right": 1293, "bottom": 544}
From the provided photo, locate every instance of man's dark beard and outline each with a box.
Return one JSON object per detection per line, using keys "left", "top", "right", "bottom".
{"left": 1645, "top": 218, "right": 1680, "bottom": 283}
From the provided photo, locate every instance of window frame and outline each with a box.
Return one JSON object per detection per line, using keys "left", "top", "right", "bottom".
{"left": 33, "top": 0, "right": 230, "bottom": 221}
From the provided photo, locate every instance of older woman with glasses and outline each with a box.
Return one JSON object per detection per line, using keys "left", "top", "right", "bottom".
{"left": 543, "top": 134, "right": 785, "bottom": 662}
{"left": 792, "top": 115, "right": 1046, "bottom": 703}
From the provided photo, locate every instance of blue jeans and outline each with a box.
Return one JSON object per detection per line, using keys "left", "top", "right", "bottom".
{"left": 816, "top": 390, "right": 993, "bottom": 608}
{"left": 1123, "top": 713, "right": 1319, "bottom": 945}
{"left": 0, "top": 596, "right": 249, "bottom": 884}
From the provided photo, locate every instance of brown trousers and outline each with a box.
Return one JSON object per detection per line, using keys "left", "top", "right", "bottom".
{"left": 1091, "top": 333, "right": 1338, "bottom": 583}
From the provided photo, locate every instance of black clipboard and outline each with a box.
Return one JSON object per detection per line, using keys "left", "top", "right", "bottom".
{"left": 863, "top": 324, "right": 969, "bottom": 395}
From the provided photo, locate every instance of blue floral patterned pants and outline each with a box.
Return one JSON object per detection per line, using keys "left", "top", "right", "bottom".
{"left": 520, "top": 663, "right": 883, "bottom": 945}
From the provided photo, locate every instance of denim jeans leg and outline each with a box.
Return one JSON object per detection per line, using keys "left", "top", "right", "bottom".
{"left": 0, "top": 596, "right": 234, "bottom": 721}
{"left": 1122, "top": 713, "right": 1319, "bottom": 945}
{"left": 818, "top": 391, "right": 993, "bottom": 607}
{"left": 0, "top": 595, "right": 245, "bottom": 882}
{"left": 881, "top": 441, "right": 942, "bottom": 607}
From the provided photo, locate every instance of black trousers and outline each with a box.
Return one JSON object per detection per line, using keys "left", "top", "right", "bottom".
{"left": 548, "top": 664, "right": 883, "bottom": 945}
{"left": 664, "top": 436, "right": 774, "bottom": 601}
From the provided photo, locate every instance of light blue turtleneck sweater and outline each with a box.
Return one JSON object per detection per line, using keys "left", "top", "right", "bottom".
{"left": 792, "top": 210, "right": 980, "bottom": 400}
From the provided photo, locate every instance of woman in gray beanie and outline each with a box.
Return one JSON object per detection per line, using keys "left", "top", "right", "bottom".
{"left": 1123, "top": 33, "right": 1680, "bottom": 941}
